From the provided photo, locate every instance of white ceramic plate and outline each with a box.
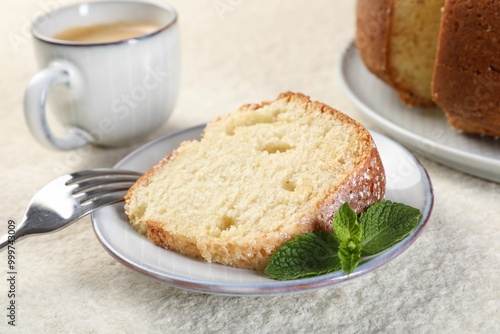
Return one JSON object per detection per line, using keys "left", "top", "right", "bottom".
{"left": 338, "top": 41, "right": 500, "bottom": 183}
{"left": 92, "top": 125, "right": 433, "bottom": 296}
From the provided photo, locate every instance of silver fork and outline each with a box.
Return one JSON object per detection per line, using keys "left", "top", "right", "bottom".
{"left": 0, "top": 168, "right": 142, "bottom": 250}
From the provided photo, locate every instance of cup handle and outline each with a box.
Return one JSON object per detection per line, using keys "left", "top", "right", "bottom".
{"left": 24, "top": 61, "right": 92, "bottom": 150}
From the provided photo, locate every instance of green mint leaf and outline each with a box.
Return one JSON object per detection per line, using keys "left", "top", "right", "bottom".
{"left": 333, "top": 202, "right": 362, "bottom": 243}
{"left": 333, "top": 203, "right": 363, "bottom": 274}
{"left": 264, "top": 231, "right": 341, "bottom": 280}
{"left": 360, "top": 200, "right": 422, "bottom": 255}
{"left": 338, "top": 239, "right": 362, "bottom": 275}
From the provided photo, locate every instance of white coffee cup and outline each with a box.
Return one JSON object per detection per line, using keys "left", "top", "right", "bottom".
{"left": 24, "top": 0, "right": 180, "bottom": 150}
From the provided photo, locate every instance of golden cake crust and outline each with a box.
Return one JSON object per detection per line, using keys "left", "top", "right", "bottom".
{"left": 432, "top": 0, "right": 500, "bottom": 137}
{"left": 356, "top": 0, "right": 393, "bottom": 87}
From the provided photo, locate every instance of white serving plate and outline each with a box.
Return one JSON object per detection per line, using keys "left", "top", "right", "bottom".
{"left": 338, "top": 41, "right": 500, "bottom": 183}
{"left": 92, "top": 125, "right": 433, "bottom": 295}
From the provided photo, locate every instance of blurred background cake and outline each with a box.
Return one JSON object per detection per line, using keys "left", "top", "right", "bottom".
{"left": 356, "top": 0, "right": 500, "bottom": 137}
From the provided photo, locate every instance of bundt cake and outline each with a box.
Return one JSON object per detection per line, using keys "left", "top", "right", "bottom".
{"left": 433, "top": 0, "right": 500, "bottom": 137}
{"left": 356, "top": 0, "right": 500, "bottom": 137}
{"left": 356, "top": 0, "right": 444, "bottom": 107}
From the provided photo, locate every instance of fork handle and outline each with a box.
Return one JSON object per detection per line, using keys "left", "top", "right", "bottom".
{"left": 0, "top": 230, "right": 19, "bottom": 250}
{"left": 0, "top": 233, "right": 11, "bottom": 250}
{"left": 0, "top": 219, "right": 32, "bottom": 251}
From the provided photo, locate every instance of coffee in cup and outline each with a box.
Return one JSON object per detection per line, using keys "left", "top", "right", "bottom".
{"left": 53, "top": 21, "right": 162, "bottom": 43}
{"left": 24, "top": 1, "right": 180, "bottom": 150}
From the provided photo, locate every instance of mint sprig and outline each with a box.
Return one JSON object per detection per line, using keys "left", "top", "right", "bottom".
{"left": 264, "top": 231, "right": 341, "bottom": 280}
{"left": 333, "top": 203, "right": 363, "bottom": 274}
{"left": 265, "top": 200, "right": 422, "bottom": 280}
{"left": 360, "top": 201, "right": 422, "bottom": 255}
{"left": 338, "top": 239, "right": 362, "bottom": 274}
{"left": 332, "top": 202, "right": 361, "bottom": 242}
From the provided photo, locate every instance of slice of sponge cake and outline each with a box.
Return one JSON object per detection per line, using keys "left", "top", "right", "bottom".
{"left": 125, "top": 92, "right": 386, "bottom": 270}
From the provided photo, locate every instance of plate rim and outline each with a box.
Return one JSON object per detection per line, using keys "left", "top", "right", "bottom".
{"left": 337, "top": 39, "right": 500, "bottom": 182}
{"left": 91, "top": 125, "right": 434, "bottom": 296}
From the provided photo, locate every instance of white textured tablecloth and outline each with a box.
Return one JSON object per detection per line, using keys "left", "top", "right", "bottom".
{"left": 0, "top": 0, "right": 498, "bottom": 332}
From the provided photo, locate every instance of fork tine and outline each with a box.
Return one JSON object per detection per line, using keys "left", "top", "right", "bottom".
{"left": 72, "top": 176, "right": 139, "bottom": 195}
{"left": 83, "top": 193, "right": 129, "bottom": 212}
{"left": 77, "top": 183, "right": 135, "bottom": 204}
{"left": 0, "top": 169, "right": 143, "bottom": 250}
{"left": 66, "top": 169, "right": 142, "bottom": 186}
